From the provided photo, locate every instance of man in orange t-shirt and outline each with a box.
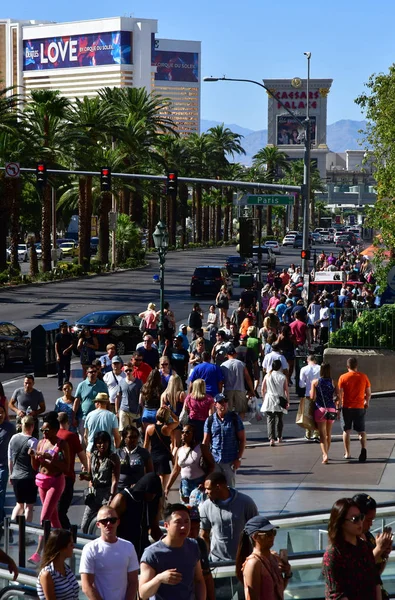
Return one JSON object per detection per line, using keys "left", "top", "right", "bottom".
{"left": 338, "top": 357, "right": 371, "bottom": 462}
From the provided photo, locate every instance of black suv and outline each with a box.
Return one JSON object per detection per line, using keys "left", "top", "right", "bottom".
{"left": 225, "top": 256, "right": 253, "bottom": 275}
{"left": 190, "top": 266, "right": 233, "bottom": 297}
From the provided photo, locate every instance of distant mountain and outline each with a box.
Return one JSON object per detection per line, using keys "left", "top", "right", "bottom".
{"left": 200, "top": 118, "right": 367, "bottom": 164}
{"left": 327, "top": 119, "right": 367, "bottom": 153}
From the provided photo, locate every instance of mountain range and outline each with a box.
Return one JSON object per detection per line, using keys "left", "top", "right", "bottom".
{"left": 201, "top": 118, "right": 367, "bottom": 165}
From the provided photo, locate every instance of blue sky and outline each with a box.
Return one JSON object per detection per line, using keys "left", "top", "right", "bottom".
{"left": 6, "top": 0, "right": 395, "bottom": 131}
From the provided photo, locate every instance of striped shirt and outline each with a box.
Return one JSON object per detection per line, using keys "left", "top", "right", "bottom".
{"left": 37, "top": 563, "right": 79, "bottom": 600}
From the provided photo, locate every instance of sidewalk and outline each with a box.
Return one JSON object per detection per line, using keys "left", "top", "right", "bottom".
{"left": 3, "top": 359, "right": 395, "bottom": 525}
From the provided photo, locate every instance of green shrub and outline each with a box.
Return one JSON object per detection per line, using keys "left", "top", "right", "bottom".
{"left": 0, "top": 271, "right": 8, "bottom": 284}
{"left": 329, "top": 305, "right": 395, "bottom": 349}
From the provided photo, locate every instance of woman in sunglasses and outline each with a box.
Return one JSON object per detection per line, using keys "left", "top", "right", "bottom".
{"left": 28, "top": 412, "right": 70, "bottom": 565}
{"left": 235, "top": 515, "right": 292, "bottom": 600}
{"left": 159, "top": 356, "right": 172, "bottom": 388}
{"left": 323, "top": 498, "right": 381, "bottom": 600}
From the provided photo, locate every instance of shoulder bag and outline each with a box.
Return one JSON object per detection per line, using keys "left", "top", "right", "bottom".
{"left": 318, "top": 382, "right": 337, "bottom": 421}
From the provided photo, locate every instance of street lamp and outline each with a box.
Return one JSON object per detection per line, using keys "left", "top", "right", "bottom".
{"left": 152, "top": 220, "right": 169, "bottom": 347}
{"left": 204, "top": 52, "right": 312, "bottom": 275}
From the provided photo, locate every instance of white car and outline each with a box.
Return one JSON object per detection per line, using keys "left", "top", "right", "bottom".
{"left": 282, "top": 234, "right": 296, "bottom": 246}
{"left": 264, "top": 240, "right": 281, "bottom": 255}
{"left": 17, "top": 244, "right": 28, "bottom": 262}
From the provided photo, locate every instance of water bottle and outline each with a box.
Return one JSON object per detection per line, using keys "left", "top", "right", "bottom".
{"left": 26, "top": 406, "right": 32, "bottom": 415}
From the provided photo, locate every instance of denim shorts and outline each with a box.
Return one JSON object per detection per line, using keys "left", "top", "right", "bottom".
{"left": 142, "top": 408, "right": 157, "bottom": 424}
{"left": 180, "top": 476, "right": 205, "bottom": 499}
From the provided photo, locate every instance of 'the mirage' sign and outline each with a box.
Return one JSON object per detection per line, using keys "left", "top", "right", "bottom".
{"left": 23, "top": 31, "right": 132, "bottom": 70}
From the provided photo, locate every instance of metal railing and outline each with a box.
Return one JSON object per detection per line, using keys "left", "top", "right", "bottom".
{"left": 328, "top": 305, "right": 395, "bottom": 349}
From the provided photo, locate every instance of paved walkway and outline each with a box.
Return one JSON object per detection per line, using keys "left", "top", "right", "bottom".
{"left": 3, "top": 360, "right": 395, "bottom": 528}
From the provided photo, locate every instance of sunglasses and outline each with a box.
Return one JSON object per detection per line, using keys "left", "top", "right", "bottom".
{"left": 87, "top": 371, "right": 96, "bottom": 375}
{"left": 124, "top": 369, "right": 132, "bottom": 373}
{"left": 97, "top": 517, "right": 118, "bottom": 525}
{"left": 41, "top": 428, "right": 50, "bottom": 433}
{"left": 345, "top": 514, "right": 365, "bottom": 524}
{"left": 161, "top": 362, "right": 169, "bottom": 366}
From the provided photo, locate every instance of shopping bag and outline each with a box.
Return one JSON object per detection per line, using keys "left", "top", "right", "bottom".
{"left": 295, "top": 397, "right": 315, "bottom": 430}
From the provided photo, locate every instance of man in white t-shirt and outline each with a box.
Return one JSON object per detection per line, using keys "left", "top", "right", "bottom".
{"left": 80, "top": 505, "right": 139, "bottom": 600}
{"left": 103, "top": 356, "right": 126, "bottom": 412}
{"left": 262, "top": 343, "right": 289, "bottom": 377}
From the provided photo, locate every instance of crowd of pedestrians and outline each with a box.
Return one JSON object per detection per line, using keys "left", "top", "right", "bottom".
{"left": 0, "top": 262, "right": 386, "bottom": 600}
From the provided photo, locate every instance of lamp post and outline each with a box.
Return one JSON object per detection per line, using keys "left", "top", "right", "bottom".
{"left": 204, "top": 52, "right": 312, "bottom": 274}
{"left": 152, "top": 220, "right": 169, "bottom": 348}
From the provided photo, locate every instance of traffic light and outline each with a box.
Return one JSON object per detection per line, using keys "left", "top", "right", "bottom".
{"left": 301, "top": 249, "right": 311, "bottom": 260}
{"left": 236, "top": 218, "right": 253, "bottom": 258}
{"left": 100, "top": 167, "right": 112, "bottom": 192}
{"left": 36, "top": 162, "right": 47, "bottom": 186}
{"left": 166, "top": 171, "right": 178, "bottom": 197}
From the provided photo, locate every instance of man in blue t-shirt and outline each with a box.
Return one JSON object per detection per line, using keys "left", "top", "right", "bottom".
{"left": 188, "top": 352, "right": 224, "bottom": 396}
{"left": 139, "top": 503, "right": 205, "bottom": 600}
{"left": 275, "top": 295, "right": 288, "bottom": 323}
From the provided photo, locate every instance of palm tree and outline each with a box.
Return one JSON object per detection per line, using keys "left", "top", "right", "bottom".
{"left": 186, "top": 133, "right": 212, "bottom": 242}
{"left": 280, "top": 160, "right": 325, "bottom": 230}
{"left": 21, "top": 90, "right": 72, "bottom": 271}
{"left": 66, "top": 95, "right": 116, "bottom": 270}
{"left": 252, "top": 146, "right": 290, "bottom": 235}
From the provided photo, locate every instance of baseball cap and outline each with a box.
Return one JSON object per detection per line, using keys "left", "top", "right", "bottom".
{"left": 225, "top": 343, "right": 236, "bottom": 354}
{"left": 188, "top": 506, "right": 201, "bottom": 521}
{"left": 244, "top": 516, "right": 278, "bottom": 536}
{"left": 214, "top": 393, "right": 227, "bottom": 404}
{"left": 111, "top": 355, "right": 123, "bottom": 364}
{"left": 179, "top": 324, "right": 187, "bottom": 330}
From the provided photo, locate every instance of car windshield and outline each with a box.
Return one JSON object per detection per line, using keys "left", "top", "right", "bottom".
{"left": 194, "top": 268, "right": 221, "bottom": 277}
{"left": 60, "top": 243, "right": 74, "bottom": 248}
{"left": 18, "top": 245, "right": 26, "bottom": 250}
{"left": 78, "top": 313, "right": 115, "bottom": 325}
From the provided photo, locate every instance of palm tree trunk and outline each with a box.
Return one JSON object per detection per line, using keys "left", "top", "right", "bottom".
{"left": 203, "top": 204, "right": 209, "bottom": 243}
{"left": 148, "top": 196, "right": 155, "bottom": 247}
{"left": 179, "top": 182, "right": 188, "bottom": 248}
{"left": 267, "top": 206, "right": 273, "bottom": 236}
{"left": 41, "top": 185, "right": 52, "bottom": 272}
{"left": 216, "top": 204, "right": 222, "bottom": 243}
{"left": 98, "top": 191, "right": 111, "bottom": 264}
{"left": 195, "top": 184, "right": 202, "bottom": 243}
{"left": 120, "top": 188, "right": 130, "bottom": 215}
{"left": 7, "top": 178, "right": 20, "bottom": 272}
{"left": 130, "top": 186, "right": 143, "bottom": 225}
{"left": 84, "top": 176, "right": 93, "bottom": 271}
{"left": 29, "top": 238, "right": 39, "bottom": 277}
{"left": 78, "top": 177, "right": 86, "bottom": 268}
{"left": 223, "top": 189, "right": 232, "bottom": 242}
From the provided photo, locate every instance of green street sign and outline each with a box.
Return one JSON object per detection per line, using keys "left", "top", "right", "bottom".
{"left": 246, "top": 194, "right": 294, "bottom": 206}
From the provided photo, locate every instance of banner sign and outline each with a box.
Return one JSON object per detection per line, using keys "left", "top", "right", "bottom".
{"left": 277, "top": 116, "right": 316, "bottom": 145}
{"left": 153, "top": 50, "right": 199, "bottom": 82}
{"left": 23, "top": 31, "right": 132, "bottom": 70}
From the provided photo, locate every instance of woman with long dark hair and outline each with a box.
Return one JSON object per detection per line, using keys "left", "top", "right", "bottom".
{"left": 80, "top": 430, "right": 120, "bottom": 533}
{"left": 323, "top": 498, "right": 381, "bottom": 600}
{"left": 141, "top": 369, "right": 163, "bottom": 430}
{"left": 235, "top": 515, "right": 292, "bottom": 600}
{"left": 164, "top": 423, "right": 214, "bottom": 503}
{"left": 310, "top": 363, "right": 338, "bottom": 464}
{"left": 116, "top": 425, "right": 153, "bottom": 491}
{"left": 36, "top": 529, "right": 78, "bottom": 600}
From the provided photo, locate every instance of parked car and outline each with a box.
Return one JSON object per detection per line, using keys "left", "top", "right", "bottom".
{"left": 335, "top": 234, "right": 351, "bottom": 247}
{"left": 190, "top": 266, "right": 233, "bottom": 297}
{"left": 0, "top": 322, "right": 31, "bottom": 370}
{"left": 282, "top": 234, "right": 296, "bottom": 246}
{"left": 17, "top": 244, "right": 28, "bottom": 262}
{"left": 224, "top": 256, "right": 253, "bottom": 275}
{"left": 59, "top": 241, "right": 78, "bottom": 257}
{"left": 71, "top": 310, "right": 142, "bottom": 355}
{"left": 252, "top": 246, "right": 276, "bottom": 269}
{"left": 264, "top": 240, "right": 281, "bottom": 255}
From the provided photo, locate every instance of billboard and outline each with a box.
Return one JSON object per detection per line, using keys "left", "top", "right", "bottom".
{"left": 153, "top": 50, "right": 199, "bottom": 82}
{"left": 277, "top": 116, "right": 316, "bottom": 145}
{"left": 23, "top": 31, "right": 132, "bottom": 70}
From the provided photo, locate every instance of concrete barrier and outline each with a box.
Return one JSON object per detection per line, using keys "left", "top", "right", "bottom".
{"left": 323, "top": 348, "right": 395, "bottom": 393}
